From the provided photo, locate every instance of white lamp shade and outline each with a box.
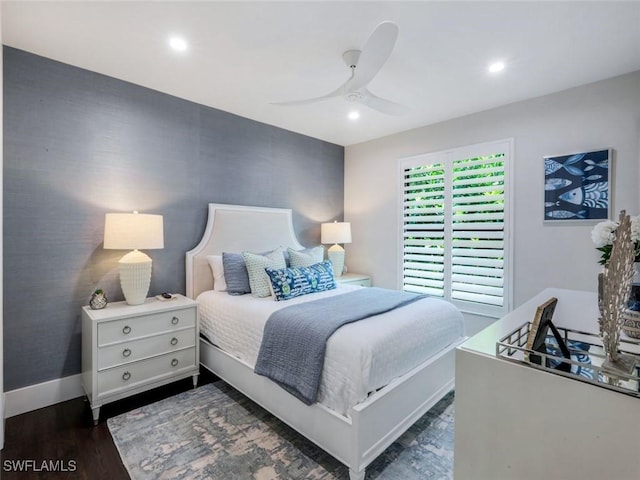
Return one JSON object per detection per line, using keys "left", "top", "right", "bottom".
{"left": 321, "top": 222, "right": 352, "bottom": 245}
{"left": 104, "top": 213, "right": 164, "bottom": 250}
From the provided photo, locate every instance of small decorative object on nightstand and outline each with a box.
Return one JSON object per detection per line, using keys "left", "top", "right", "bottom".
{"left": 335, "top": 273, "right": 371, "bottom": 287}
{"left": 89, "top": 289, "right": 108, "bottom": 310}
{"left": 81, "top": 294, "right": 199, "bottom": 425}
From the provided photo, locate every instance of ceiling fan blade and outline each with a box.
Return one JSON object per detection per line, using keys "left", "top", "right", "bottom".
{"left": 360, "top": 88, "right": 410, "bottom": 116}
{"left": 346, "top": 21, "right": 398, "bottom": 92}
{"left": 270, "top": 83, "right": 345, "bottom": 107}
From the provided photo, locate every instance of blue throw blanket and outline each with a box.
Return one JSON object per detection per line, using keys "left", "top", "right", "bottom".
{"left": 254, "top": 288, "right": 426, "bottom": 405}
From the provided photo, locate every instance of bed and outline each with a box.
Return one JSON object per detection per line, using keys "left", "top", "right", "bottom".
{"left": 186, "top": 203, "right": 466, "bottom": 480}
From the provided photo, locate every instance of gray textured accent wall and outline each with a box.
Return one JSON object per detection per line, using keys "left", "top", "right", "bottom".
{"left": 3, "top": 47, "right": 344, "bottom": 391}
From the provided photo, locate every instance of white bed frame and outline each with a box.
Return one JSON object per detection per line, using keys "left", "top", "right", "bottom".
{"left": 186, "top": 203, "right": 464, "bottom": 480}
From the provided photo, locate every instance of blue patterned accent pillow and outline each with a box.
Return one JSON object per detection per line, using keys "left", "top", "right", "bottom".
{"left": 265, "top": 260, "right": 336, "bottom": 301}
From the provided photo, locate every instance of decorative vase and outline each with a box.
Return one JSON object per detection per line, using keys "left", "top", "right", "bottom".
{"left": 90, "top": 290, "right": 108, "bottom": 310}
{"left": 622, "top": 309, "right": 640, "bottom": 339}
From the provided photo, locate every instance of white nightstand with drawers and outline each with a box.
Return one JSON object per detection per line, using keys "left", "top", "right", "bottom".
{"left": 335, "top": 273, "right": 372, "bottom": 287}
{"left": 81, "top": 294, "right": 199, "bottom": 424}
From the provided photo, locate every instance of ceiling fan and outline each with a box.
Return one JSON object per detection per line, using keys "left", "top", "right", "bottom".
{"left": 272, "top": 21, "right": 409, "bottom": 116}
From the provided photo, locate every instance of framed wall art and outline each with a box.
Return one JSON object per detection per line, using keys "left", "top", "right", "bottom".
{"left": 544, "top": 148, "right": 612, "bottom": 222}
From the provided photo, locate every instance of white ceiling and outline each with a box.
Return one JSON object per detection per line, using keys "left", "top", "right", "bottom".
{"left": 3, "top": 1, "right": 640, "bottom": 146}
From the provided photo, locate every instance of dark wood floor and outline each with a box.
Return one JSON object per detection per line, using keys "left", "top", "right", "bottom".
{"left": 1, "top": 370, "right": 218, "bottom": 479}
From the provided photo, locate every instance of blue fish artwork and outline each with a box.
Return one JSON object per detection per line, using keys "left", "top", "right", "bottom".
{"left": 545, "top": 178, "right": 572, "bottom": 190}
{"left": 584, "top": 159, "right": 608, "bottom": 172}
{"left": 558, "top": 181, "right": 608, "bottom": 208}
{"left": 546, "top": 210, "right": 587, "bottom": 219}
{"left": 544, "top": 149, "right": 610, "bottom": 221}
{"left": 544, "top": 153, "right": 585, "bottom": 176}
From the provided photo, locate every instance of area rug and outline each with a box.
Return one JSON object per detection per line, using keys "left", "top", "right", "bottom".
{"left": 108, "top": 382, "right": 454, "bottom": 480}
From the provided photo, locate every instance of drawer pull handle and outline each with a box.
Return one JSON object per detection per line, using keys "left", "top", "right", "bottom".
{"left": 171, "top": 316, "right": 179, "bottom": 325}
{"left": 122, "top": 326, "right": 132, "bottom": 335}
{"left": 170, "top": 337, "right": 178, "bottom": 346}
{"left": 122, "top": 371, "right": 131, "bottom": 381}
{"left": 122, "top": 348, "right": 132, "bottom": 358}
{"left": 171, "top": 358, "right": 179, "bottom": 367}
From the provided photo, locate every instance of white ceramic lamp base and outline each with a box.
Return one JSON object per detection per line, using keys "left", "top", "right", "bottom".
{"left": 327, "top": 244, "right": 345, "bottom": 277}
{"left": 119, "top": 249, "right": 152, "bottom": 305}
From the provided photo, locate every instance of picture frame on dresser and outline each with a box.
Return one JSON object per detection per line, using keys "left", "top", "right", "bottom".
{"left": 525, "top": 297, "right": 571, "bottom": 372}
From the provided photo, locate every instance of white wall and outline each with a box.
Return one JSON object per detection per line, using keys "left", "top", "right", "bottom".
{"left": 345, "top": 72, "right": 640, "bottom": 317}
{"left": 1, "top": 0, "right": 5, "bottom": 450}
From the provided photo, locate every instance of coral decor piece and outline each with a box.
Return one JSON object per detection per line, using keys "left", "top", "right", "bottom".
{"left": 598, "top": 210, "right": 636, "bottom": 372}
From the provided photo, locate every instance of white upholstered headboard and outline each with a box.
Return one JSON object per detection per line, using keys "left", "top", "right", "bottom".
{"left": 185, "top": 204, "right": 304, "bottom": 299}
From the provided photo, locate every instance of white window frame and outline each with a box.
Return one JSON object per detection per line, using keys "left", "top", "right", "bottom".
{"left": 398, "top": 139, "right": 514, "bottom": 318}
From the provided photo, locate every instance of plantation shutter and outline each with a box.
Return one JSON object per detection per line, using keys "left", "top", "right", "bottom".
{"left": 400, "top": 140, "right": 511, "bottom": 317}
{"left": 402, "top": 161, "right": 446, "bottom": 297}
{"left": 451, "top": 155, "right": 505, "bottom": 308}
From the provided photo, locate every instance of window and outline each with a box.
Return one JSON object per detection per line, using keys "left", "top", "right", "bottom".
{"left": 399, "top": 139, "right": 512, "bottom": 317}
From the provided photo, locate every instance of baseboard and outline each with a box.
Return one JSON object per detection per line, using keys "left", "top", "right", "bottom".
{"left": 4, "top": 374, "right": 84, "bottom": 418}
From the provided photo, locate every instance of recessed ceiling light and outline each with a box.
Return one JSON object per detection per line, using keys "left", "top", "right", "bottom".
{"left": 168, "top": 36, "right": 188, "bottom": 52}
{"left": 488, "top": 61, "right": 505, "bottom": 73}
{"left": 348, "top": 111, "right": 360, "bottom": 120}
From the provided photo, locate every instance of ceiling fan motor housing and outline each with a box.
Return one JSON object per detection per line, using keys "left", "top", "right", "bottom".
{"left": 345, "top": 91, "right": 364, "bottom": 102}
{"left": 342, "top": 50, "right": 361, "bottom": 68}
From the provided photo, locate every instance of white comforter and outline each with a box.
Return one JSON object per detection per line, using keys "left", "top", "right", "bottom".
{"left": 197, "top": 285, "right": 464, "bottom": 416}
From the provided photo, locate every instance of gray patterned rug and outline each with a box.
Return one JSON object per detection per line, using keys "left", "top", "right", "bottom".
{"left": 108, "top": 382, "right": 454, "bottom": 480}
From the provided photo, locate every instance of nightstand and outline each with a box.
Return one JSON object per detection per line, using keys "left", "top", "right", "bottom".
{"left": 81, "top": 294, "right": 199, "bottom": 424}
{"left": 335, "top": 273, "right": 372, "bottom": 287}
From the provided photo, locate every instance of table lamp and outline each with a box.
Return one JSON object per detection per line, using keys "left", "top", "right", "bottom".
{"left": 104, "top": 211, "right": 164, "bottom": 305}
{"left": 321, "top": 221, "right": 352, "bottom": 277}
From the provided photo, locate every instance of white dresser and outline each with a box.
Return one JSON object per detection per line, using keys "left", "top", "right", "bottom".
{"left": 81, "top": 294, "right": 199, "bottom": 424}
{"left": 454, "top": 288, "right": 640, "bottom": 480}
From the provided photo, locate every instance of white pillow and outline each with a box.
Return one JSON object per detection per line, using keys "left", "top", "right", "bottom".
{"left": 206, "top": 255, "right": 227, "bottom": 291}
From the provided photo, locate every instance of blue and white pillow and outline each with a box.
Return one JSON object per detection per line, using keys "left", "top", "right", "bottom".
{"left": 265, "top": 260, "right": 336, "bottom": 301}
{"left": 288, "top": 246, "right": 324, "bottom": 268}
{"left": 242, "top": 247, "right": 287, "bottom": 298}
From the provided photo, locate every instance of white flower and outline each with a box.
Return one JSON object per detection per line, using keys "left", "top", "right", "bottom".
{"left": 591, "top": 220, "right": 618, "bottom": 248}
{"left": 631, "top": 216, "right": 640, "bottom": 243}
